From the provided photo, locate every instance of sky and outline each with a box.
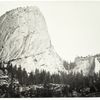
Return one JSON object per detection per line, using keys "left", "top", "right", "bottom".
{"left": 0, "top": 1, "right": 100, "bottom": 61}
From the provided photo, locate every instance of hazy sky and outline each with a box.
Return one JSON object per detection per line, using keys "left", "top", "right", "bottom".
{"left": 0, "top": 1, "right": 100, "bottom": 61}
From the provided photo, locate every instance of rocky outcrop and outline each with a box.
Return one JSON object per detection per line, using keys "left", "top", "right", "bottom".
{"left": 72, "top": 55, "right": 100, "bottom": 76}
{"left": 0, "top": 6, "right": 66, "bottom": 74}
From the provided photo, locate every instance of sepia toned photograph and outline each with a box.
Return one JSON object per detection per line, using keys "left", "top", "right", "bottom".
{"left": 0, "top": 0, "right": 100, "bottom": 98}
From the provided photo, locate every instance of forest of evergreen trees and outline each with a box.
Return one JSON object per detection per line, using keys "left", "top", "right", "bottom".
{"left": 1, "top": 61, "right": 100, "bottom": 97}
{"left": 2, "top": 62, "right": 61, "bottom": 85}
{"left": 0, "top": 61, "right": 99, "bottom": 92}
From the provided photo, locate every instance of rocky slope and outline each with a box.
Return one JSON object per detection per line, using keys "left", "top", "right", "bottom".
{"left": 0, "top": 6, "right": 66, "bottom": 74}
{"left": 71, "top": 55, "right": 100, "bottom": 76}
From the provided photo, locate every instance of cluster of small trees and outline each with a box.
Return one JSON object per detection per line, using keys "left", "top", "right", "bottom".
{"left": 63, "top": 60, "right": 76, "bottom": 70}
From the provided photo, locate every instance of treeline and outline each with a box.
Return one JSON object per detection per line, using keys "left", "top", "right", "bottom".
{"left": 3, "top": 62, "right": 61, "bottom": 85}
{"left": 1, "top": 61, "right": 100, "bottom": 92}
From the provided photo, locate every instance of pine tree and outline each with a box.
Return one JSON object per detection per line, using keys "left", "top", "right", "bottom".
{"left": 22, "top": 68, "right": 28, "bottom": 85}
{"left": 28, "top": 72, "right": 34, "bottom": 85}
{"left": 35, "top": 69, "right": 40, "bottom": 84}
{"left": 12, "top": 65, "right": 17, "bottom": 78}
{"left": 17, "top": 66, "right": 23, "bottom": 85}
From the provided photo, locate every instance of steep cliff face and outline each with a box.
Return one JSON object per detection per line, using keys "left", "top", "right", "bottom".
{"left": 0, "top": 6, "right": 66, "bottom": 74}
{"left": 72, "top": 56, "right": 95, "bottom": 76}
{"left": 95, "top": 56, "right": 100, "bottom": 73}
{"left": 72, "top": 56, "right": 100, "bottom": 76}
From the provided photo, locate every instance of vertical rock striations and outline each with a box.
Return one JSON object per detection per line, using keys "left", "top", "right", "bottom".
{"left": 0, "top": 6, "right": 66, "bottom": 74}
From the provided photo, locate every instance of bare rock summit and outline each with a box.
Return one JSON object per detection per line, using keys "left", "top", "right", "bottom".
{"left": 0, "top": 6, "right": 66, "bottom": 74}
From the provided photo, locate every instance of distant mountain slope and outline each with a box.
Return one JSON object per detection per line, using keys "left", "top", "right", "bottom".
{"left": 70, "top": 55, "right": 100, "bottom": 76}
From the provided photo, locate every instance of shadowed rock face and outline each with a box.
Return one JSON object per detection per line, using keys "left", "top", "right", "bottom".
{"left": 72, "top": 56, "right": 100, "bottom": 76}
{"left": 73, "top": 56, "right": 95, "bottom": 76}
{"left": 0, "top": 6, "right": 66, "bottom": 74}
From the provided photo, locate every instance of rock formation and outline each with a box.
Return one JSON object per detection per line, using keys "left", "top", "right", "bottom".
{"left": 0, "top": 6, "right": 66, "bottom": 74}
{"left": 72, "top": 55, "right": 100, "bottom": 76}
